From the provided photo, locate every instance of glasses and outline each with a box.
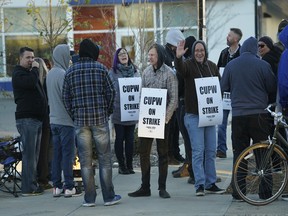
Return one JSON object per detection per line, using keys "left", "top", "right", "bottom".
{"left": 258, "top": 44, "right": 265, "bottom": 48}
{"left": 118, "top": 52, "right": 128, "bottom": 56}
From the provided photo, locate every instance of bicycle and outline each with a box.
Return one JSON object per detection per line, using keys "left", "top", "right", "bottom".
{"left": 233, "top": 103, "right": 288, "bottom": 206}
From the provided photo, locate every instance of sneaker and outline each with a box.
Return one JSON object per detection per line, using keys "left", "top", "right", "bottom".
{"left": 64, "top": 187, "right": 83, "bottom": 198}
{"left": 159, "top": 189, "right": 171, "bottom": 198}
{"left": 282, "top": 194, "right": 288, "bottom": 201}
{"left": 82, "top": 202, "right": 96, "bottom": 207}
{"left": 128, "top": 187, "right": 151, "bottom": 197}
{"left": 53, "top": 187, "right": 64, "bottom": 197}
{"left": 216, "top": 150, "right": 227, "bottom": 158}
{"left": 22, "top": 187, "right": 44, "bottom": 197}
{"left": 196, "top": 185, "right": 205, "bottom": 196}
{"left": 205, "top": 184, "right": 225, "bottom": 194}
{"left": 232, "top": 197, "right": 244, "bottom": 202}
{"left": 104, "top": 195, "right": 121, "bottom": 206}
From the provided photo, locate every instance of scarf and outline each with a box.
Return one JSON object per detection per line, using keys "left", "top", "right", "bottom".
{"left": 117, "top": 63, "right": 135, "bottom": 77}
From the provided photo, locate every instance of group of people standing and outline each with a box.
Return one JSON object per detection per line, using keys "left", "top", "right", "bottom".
{"left": 11, "top": 17, "right": 288, "bottom": 207}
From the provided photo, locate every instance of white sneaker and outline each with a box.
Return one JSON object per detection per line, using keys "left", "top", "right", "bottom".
{"left": 64, "top": 187, "right": 83, "bottom": 198}
{"left": 53, "top": 187, "right": 64, "bottom": 197}
{"left": 82, "top": 202, "right": 96, "bottom": 207}
{"left": 282, "top": 194, "right": 288, "bottom": 201}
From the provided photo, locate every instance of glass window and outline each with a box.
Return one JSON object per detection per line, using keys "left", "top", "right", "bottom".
{"left": 73, "top": 6, "right": 115, "bottom": 31}
{"left": 4, "top": 8, "right": 35, "bottom": 33}
{"left": 116, "top": 4, "right": 153, "bottom": 28}
{"left": 74, "top": 33, "right": 116, "bottom": 68}
{"left": 4, "top": 7, "right": 67, "bottom": 33}
{"left": 5, "top": 35, "right": 66, "bottom": 76}
{"left": 162, "top": 2, "right": 197, "bottom": 28}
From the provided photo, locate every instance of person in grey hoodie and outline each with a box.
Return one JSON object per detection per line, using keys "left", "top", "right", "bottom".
{"left": 46, "top": 44, "right": 80, "bottom": 198}
{"left": 221, "top": 37, "right": 277, "bottom": 201}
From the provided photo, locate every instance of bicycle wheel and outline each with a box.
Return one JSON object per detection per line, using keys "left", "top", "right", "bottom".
{"left": 233, "top": 143, "right": 288, "bottom": 206}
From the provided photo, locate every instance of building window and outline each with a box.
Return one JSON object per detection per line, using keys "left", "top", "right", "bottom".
{"left": 116, "top": 4, "right": 154, "bottom": 28}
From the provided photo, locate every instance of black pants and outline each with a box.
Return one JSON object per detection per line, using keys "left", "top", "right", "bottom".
{"left": 139, "top": 123, "right": 170, "bottom": 190}
{"left": 231, "top": 113, "right": 272, "bottom": 198}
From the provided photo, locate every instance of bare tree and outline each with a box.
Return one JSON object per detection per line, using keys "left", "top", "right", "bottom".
{"left": 206, "top": 1, "right": 236, "bottom": 50}
{"left": 26, "top": 0, "right": 90, "bottom": 55}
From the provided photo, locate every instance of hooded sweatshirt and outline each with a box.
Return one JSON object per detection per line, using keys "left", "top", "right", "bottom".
{"left": 221, "top": 37, "right": 277, "bottom": 117}
{"left": 142, "top": 43, "right": 178, "bottom": 123}
{"left": 278, "top": 25, "right": 288, "bottom": 109}
{"left": 175, "top": 40, "right": 220, "bottom": 115}
{"left": 46, "top": 44, "right": 74, "bottom": 126}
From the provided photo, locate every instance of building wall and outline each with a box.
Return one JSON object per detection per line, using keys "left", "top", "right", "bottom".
{"left": 206, "top": 0, "right": 256, "bottom": 63}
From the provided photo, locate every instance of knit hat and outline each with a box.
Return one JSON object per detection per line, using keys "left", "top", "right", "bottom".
{"left": 165, "top": 29, "right": 185, "bottom": 47}
{"left": 184, "top": 36, "right": 197, "bottom": 59}
{"left": 79, "top": 38, "right": 99, "bottom": 60}
{"left": 278, "top": 19, "right": 288, "bottom": 33}
{"left": 259, "top": 36, "right": 274, "bottom": 50}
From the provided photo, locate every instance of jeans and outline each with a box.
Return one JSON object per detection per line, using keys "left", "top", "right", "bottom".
{"left": 76, "top": 123, "right": 115, "bottom": 203}
{"left": 184, "top": 114, "right": 217, "bottom": 189}
{"left": 51, "top": 124, "right": 75, "bottom": 190}
{"left": 231, "top": 114, "right": 272, "bottom": 199}
{"left": 217, "top": 109, "right": 230, "bottom": 153}
{"left": 16, "top": 118, "right": 42, "bottom": 193}
{"left": 114, "top": 124, "right": 135, "bottom": 169}
{"left": 139, "top": 123, "right": 169, "bottom": 190}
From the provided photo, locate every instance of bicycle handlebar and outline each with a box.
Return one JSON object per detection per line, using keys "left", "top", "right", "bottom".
{"left": 265, "top": 103, "right": 288, "bottom": 127}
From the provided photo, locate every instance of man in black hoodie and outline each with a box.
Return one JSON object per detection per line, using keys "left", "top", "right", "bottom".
{"left": 12, "top": 47, "right": 47, "bottom": 196}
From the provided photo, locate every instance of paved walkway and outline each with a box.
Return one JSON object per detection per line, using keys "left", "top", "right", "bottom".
{"left": 1, "top": 98, "right": 288, "bottom": 215}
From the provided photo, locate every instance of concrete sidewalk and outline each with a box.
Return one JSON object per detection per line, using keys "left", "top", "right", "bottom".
{"left": 1, "top": 160, "right": 288, "bottom": 216}
{"left": 1, "top": 98, "right": 288, "bottom": 215}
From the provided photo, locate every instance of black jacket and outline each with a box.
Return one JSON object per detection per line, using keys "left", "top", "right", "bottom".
{"left": 12, "top": 65, "right": 47, "bottom": 121}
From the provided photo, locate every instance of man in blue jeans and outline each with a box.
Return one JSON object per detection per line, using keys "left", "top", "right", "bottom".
{"left": 216, "top": 28, "right": 242, "bottom": 158}
{"left": 12, "top": 47, "right": 47, "bottom": 196}
{"left": 63, "top": 39, "right": 120, "bottom": 207}
{"left": 46, "top": 44, "right": 81, "bottom": 198}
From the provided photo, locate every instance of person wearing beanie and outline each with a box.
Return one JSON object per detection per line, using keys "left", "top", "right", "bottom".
{"left": 258, "top": 36, "right": 281, "bottom": 76}
{"left": 275, "top": 19, "right": 288, "bottom": 52}
{"left": 164, "top": 28, "right": 185, "bottom": 167}
{"left": 221, "top": 37, "right": 276, "bottom": 201}
{"left": 62, "top": 38, "right": 121, "bottom": 207}
{"left": 216, "top": 28, "right": 242, "bottom": 159}
{"left": 184, "top": 36, "right": 197, "bottom": 59}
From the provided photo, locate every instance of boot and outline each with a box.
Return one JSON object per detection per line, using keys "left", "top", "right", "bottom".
{"left": 118, "top": 160, "right": 129, "bottom": 174}
{"left": 172, "top": 163, "right": 189, "bottom": 178}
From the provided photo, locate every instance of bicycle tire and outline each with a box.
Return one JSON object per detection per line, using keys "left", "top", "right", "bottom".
{"left": 233, "top": 143, "right": 288, "bottom": 206}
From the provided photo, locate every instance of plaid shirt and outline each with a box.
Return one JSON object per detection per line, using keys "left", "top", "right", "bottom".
{"left": 142, "top": 63, "right": 178, "bottom": 123}
{"left": 62, "top": 57, "right": 115, "bottom": 126}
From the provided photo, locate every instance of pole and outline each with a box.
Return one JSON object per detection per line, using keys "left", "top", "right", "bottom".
{"left": 198, "top": 0, "right": 206, "bottom": 42}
